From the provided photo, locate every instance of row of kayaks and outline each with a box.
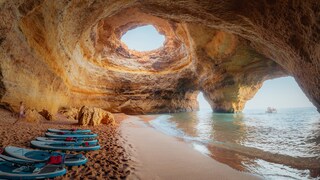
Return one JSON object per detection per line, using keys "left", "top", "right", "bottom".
{"left": 47, "top": 128, "right": 91, "bottom": 134}
{"left": 32, "top": 128, "right": 100, "bottom": 151}
{"left": 0, "top": 128, "right": 99, "bottom": 179}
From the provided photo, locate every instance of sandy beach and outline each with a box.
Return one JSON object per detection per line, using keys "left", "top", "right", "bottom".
{"left": 0, "top": 108, "right": 259, "bottom": 179}
{"left": 121, "top": 117, "right": 260, "bottom": 180}
{"left": 0, "top": 108, "right": 135, "bottom": 179}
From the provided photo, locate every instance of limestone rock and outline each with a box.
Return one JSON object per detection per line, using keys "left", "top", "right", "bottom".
{"left": 59, "top": 107, "right": 79, "bottom": 120}
{"left": 0, "top": 1, "right": 318, "bottom": 114}
{"left": 0, "top": 102, "right": 14, "bottom": 113}
{"left": 78, "top": 106, "right": 115, "bottom": 126}
{"left": 24, "top": 109, "right": 44, "bottom": 123}
{"left": 38, "top": 109, "right": 53, "bottom": 121}
{"left": 101, "top": 111, "right": 115, "bottom": 126}
{"left": 0, "top": 66, "right": 5, "bottom": 100}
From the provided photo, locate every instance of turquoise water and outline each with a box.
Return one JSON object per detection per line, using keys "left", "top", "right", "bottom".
{"left": 147, "top": 107, "right": 320, "bottom": 179}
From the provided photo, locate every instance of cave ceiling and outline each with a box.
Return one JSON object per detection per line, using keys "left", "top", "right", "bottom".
{"left": 0, "top": 0, "right": 318, "bottom": 114}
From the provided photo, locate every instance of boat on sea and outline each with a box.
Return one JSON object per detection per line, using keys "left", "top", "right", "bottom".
{"left": 266, "top": 107, "right": 277, "bottom": 113}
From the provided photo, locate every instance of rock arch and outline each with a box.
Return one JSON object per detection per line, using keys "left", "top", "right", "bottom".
{"left": 0, "top": 0, "right": 318, "bottom": 114}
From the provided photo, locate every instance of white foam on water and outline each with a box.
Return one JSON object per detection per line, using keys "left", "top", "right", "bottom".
{"left": 147, "top": 108, "right": 320, "bottom": 179}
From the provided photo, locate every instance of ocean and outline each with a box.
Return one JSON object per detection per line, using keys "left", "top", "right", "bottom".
{"left": 147, "top": 107, "right": 320, "bottom": 179}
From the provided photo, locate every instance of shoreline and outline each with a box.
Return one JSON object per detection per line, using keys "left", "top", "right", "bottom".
{"left": 121, "top": 116, "right": 260, "bottom": 180}
{"left": 137, "top": 110, "right": 320, "bottom": 179}
{"left": 0, "top": 108, "right": 259, "bottom": 179}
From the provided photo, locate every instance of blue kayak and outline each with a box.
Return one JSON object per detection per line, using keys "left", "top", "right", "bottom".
{"left": 47, "top": 128, "right": 91, "bottom": 134}
{"left": 0, "top": 154, "right": 66, "bottom": 180}
{"left": 0, "top": 154, "right": 33, "bottom": 164}
{"left": 45, "top": 132, "right": 98, "bottom": 139}
{"left": 31, "top": 141, "right": 100, "bottom": 151}
{"left": 5, "top": 146, "right": 88, "bottom": 166}
{"left": 36, "top": 137, "right": 98, "bottom": 145}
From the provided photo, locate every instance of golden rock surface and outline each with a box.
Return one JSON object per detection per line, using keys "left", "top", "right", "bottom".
{"left": 25, "top": 109, "right": 44, "bottom": 123}
{"left": 78, "top": 106, "right": 115, "bottom": 126}
{"left": 0, "top": 1, "right": 318, "bottom": 114}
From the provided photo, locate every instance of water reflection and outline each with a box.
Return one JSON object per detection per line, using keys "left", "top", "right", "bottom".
{"left": 196, "top": 111, "right": 249, "bottom": 171}
{"left": 169, "top": 112, "right": 199, "bottom": 138}
{"left": 150, "top": 108, "right": 320, "bottom": 179}
{"left": 167, "top": 111, "right": 252, "bottom": 171}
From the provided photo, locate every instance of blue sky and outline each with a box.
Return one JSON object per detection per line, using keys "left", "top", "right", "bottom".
{"left": 243, "top": 77, "right": 314, "bottom": 110}
{"left": 198, "top": 77, "right": 314, "bottom": 110}
{"left": 121, "top": 25, "right": 315, "bottom": 110}
{"left": 121, "top": 25, "right": 165, "bottom": 51}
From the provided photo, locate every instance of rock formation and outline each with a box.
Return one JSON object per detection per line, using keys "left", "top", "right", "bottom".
{"left": 0, "top": 0, "right": 318, "bottom": 114}
{"left": 78, "top": 106, "right": 115, "bottom": 126}
{"left": 24, "top": 109, "right": 44, "bottom": 123}
{"left": 38, "top": 109, "right": 53, "bottom": 121}
{"left": 101, "top": 112, "right": 116, "bottom": 126}
{"left": 59, "top": 107, "right": 79, "bottom": 120}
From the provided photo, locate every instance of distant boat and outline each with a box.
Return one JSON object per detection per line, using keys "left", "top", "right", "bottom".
{"left": 266, "top": 107, "right": 277, "bottom": 113}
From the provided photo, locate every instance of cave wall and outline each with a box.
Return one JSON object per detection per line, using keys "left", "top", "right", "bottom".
{"left": 186, "top": 24, "right": 287, "bottom": 112}
{"left": 140, "top": 0, "right": 320, "bottom": 112}
{"left": 0, "top": 64, "right": 5, "bottom": 100}
{"left": 0, "top": 0, "right": 70, "bottom": 112}
{"left": 0, "top": 0, "right": 318, "bottom": 114}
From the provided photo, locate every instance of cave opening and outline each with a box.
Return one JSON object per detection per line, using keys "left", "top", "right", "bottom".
{"left": 197, "top": 92, "right": 211, "bottom": 111}
{"left": 244, "top": 77, "right": 316, "bottom": 111}
{"left": 120, "top": 25, "right": 165, "bottom": 52}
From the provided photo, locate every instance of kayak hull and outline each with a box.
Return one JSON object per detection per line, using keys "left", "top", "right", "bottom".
{"left": 0, "top": 154, "right": 66, "bottom": 180}
{"left": 45, "top": 132, "right": 98, "bottom": 139}
{"left": 48, "top": 128, "right": 91, "bottom": 134}
{"left": 5, "top": 146, "right": 88, "bottom": 166}
{"left": 36, "top": 137, "right": 98, "bottom": 145}
{"left": 31, "top": 141, "right": 100, "bottom": 151}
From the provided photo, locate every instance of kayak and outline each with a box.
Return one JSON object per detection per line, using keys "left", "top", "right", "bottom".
{"left": 47, "top": 128, "right": 91, "bottom": 134}
{"left": 5, "top": 146, "right": 88, "bottom": 166}
{"left": 0, "top": 154, "right": 32, "bottom": 164}
{"left": 31, "top": 141, "right": 100, "bottom": 151}
{"left": 0, "top": 154, "right": 66, "bottom": 180}
{"left": 36, "top": 137, "right": 98, "bottom": 145}
{"left": 45, "top": 132, "right": 98, "bottom": 139}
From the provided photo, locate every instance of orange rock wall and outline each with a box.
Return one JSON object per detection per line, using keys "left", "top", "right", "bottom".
{"left": 0, "top": 0, "right": 318, "bottom": 114}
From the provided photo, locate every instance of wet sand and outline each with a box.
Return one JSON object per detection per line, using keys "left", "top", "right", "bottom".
{"left": 0, "top": 108, "right": 260, "bottom": 179}
{"left": 121, "top": 117, "right": 260, "bottom": 180}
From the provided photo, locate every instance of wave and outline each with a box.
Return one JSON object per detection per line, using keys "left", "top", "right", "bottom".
{"left": 149, "top": 115, "right": 320, "bottom": 170}
{"left": 205, "top": 140, "right": 320, "bottom": 170}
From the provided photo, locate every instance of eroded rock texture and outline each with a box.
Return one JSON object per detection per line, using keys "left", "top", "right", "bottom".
{"left": 78, "top": 106, "right": 115, "bottom": 126}
{"left": 24, "top": 109, "right": 45, "bottom": 123}
{"left": 0, "top": 0, "right": 318, "bottom": 114}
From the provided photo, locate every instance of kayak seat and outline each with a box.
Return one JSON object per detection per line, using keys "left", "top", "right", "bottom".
{"left": 47, "top": 155, "right": 63, "bottom": 165}
{"left": 38, "top": 164, "right": 64, "bottom": 174}
{"left": 65, "top": 137, "right": 75, "bottom": 141}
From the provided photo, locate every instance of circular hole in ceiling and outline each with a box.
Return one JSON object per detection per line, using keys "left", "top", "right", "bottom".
{"left": 121, "top": 25, "right": 165, "bottom": 52}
